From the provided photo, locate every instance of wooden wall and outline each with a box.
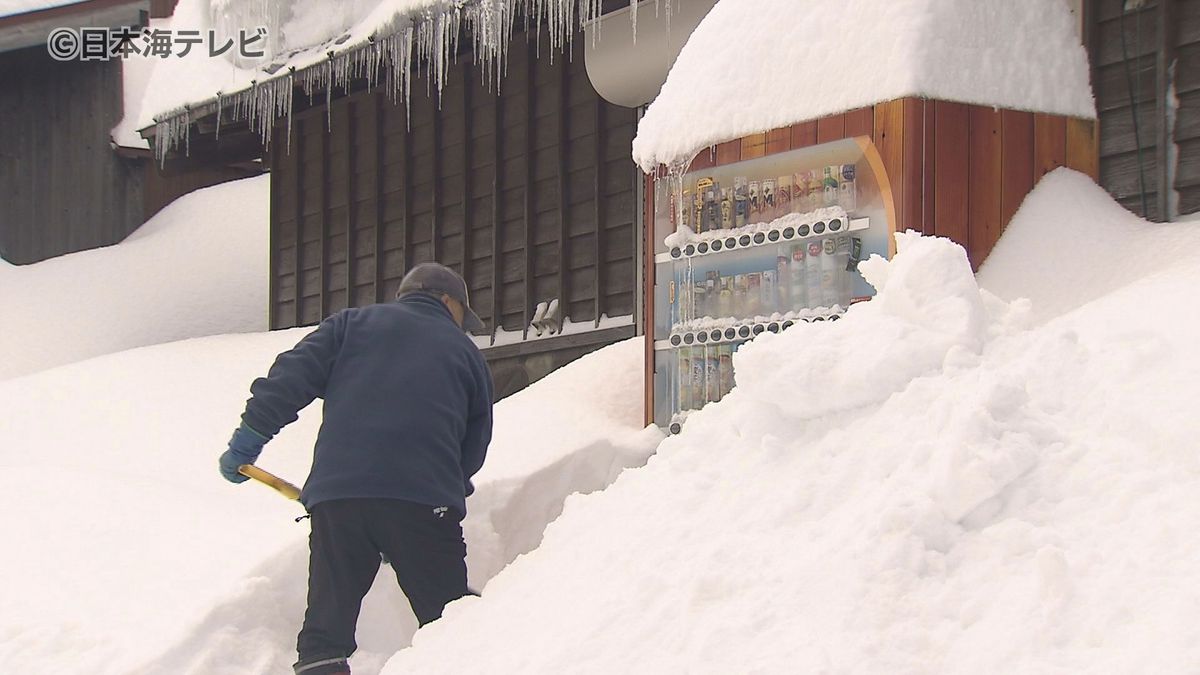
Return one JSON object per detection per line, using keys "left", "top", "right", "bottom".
{"left": 678, "top": 98, "right": 1098, "bottom": 270}
{"left": 267, "top": 31, "right": 639, "bottom": 341}
{"left": 0, "top": 46, "right": 142, "bottom": 264}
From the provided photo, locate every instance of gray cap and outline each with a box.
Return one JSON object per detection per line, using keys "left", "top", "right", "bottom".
{"left": 395, "top": 262, "right": 486, "bottom": 333}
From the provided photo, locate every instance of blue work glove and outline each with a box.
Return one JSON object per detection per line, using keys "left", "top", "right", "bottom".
{"left": 219, "top": 423, "right": 270, "bottom": 483}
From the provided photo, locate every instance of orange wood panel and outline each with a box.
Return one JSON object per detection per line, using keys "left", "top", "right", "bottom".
{"left": 1000, "top": 109, "right": 1035, "bottom": 231}
{"left": 873, "top": 99, "right": 907, "bottom": 233}
{"left": 845, "top": 106, "right": 875, "bottom": 138}
{"left": 933, "top": 101, "right": 970, "bottom": 250}
{"left": 816, "top": 113, "right": 848, "bottom": 144}
{"left": 715, "top": 140, "right": 741, "bottom": 167}
{"left": 740, "top": 132, "right": 768, "bottom": 160}
{"left": 1065, "top": 117, "right": 1099, "bottom": 181}
{"left": 902, "top": 98, "right": 926, "bottom": 234}
{"left": 922, "top": 100, "right": 937, "bottom": 235}
{"left": 1034, "top": 113, "right": 1067, "bottom": 180}
{"left": 968, "top": 105, "right": 1003, "bottom": 269}
{"left": 765, "top": 127, "right": 790, "bottom": 156}
{"left": 790, "top": 120, "right": 818, "bottom": 149}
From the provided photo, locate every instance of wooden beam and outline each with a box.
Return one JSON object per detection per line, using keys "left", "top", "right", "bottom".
{"left": 790, "top": 120, "right": 818, "bottom": 149}
{"left": 373, "top": 94, "right": 385, "bottom": 303}
{"left": 816, "top": 113, "right": 847, "bottom": 144}
{"left": 293, "top": 117, "right": 305, "bottom": 328}
{"left": 523, "top": 52, "right": 536, "bottom": 340}
{"left": 765, "top": 127, "right": 790, "bottom": 156}
{"left": 346, "top": 99, "right": 358, "bottom": 309}
{"left": 462, "top": 58, "right": 474, "bottom": 296}
{"left": 933, "top": 101, "right": 970, "bottom": 249}
{"left": 491, "top": 84, "right": 503, "bottom": 343}
{"left": 557, "top": 54, "right": 569, "bottom": 326}
{"left": 1066, "top": 117, "right": 1100, "bottom": 182}
{"left": 845, "top": 106, "right": 875, "bottom": 138}
{"left": 873, "top": 99, "right": 906, "bottom": 231}
{"left": 922, "top": 99, "right": 937, "bottom": 235}
{"left": 595, "top": 97, "right": 606, "bottom": 327}
{"left": 432, "top": 94, "right": 443, "bottom": 261}
{"left": 1156, "top": 0, "right": 1179, "bottom": 221}
{"left": 1033, "top": 113, "right": 1067, "bottom": 180}
{"left": 320, "top": 108, "right": 331, "bottom": 318}
{"left": 1000, "top": 109, "right": 1035, "bottom": 231}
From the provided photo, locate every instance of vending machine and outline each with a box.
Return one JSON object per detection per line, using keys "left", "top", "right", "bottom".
{"left": 650, "top": 137, "right": 894, "bottom": 433}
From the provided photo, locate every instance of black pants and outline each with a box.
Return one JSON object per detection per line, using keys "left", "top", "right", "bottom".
{"left": 296, "top": 498, "right": 469, "bottom": 667}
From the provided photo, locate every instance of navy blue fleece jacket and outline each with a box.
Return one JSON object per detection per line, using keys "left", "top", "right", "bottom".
{"left": 240, "top": 293, "right": 494, "bottom": 514}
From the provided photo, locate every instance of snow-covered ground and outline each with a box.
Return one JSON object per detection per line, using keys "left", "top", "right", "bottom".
{"left": 0, "top": 175, "right": 269, "bottom": 381}
{"left": 4, "top": 168, "right": 1200, "bottom": 674}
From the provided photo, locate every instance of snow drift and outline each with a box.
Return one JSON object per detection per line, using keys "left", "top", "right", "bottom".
{"left": 0, "top": 175, "right": 269, "bottom": 381}
{"left": 0, "top": 331, "right": 658, "bottom": 675}
{"left": 384, "top": 172, "right": 1200, "bottom": 674}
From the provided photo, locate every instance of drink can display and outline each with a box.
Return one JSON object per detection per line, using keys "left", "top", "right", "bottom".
{"left": 790, "top": 244, "right": 807, "bottom": 310}
{"left": 734, "top": 177, "right": 749, "bottom": 228}
{"left": 705, "top": 181, "right": 721, "bottom": 232}
{"left": 705, "top": 346, "right": 721, "bottom": 403}
{"left": 705, "top": 271, "right": 720, "bottom": 318}
{"left": 718, "top": 276, "right": 734, "bottom": 318}
{"left": 694, "top": 178, "right": 711, "bottom": 232}
{"left": 805, "top": 240, "right": 823, "bottom": 307}
{"left": 839, "top": 164, "right": 857, "bottom": 212}
{"left": 807, "top": 169, "right": 824, "bottom": 210}
{"left": 748, "top": 181, "right": 761, "bottom": 222}
{"left": 792, "top": 173, "right": 807, "bottom": 214}
{"left": 680, "top": 189, "right": 691, "bottom": 231}
{"left": 820, "top": 237, "right": 839, "bottom": 307}
{"left": 776, "top": 175, "right": 792, "bottom": 215}
{"left": 762, "top": 179, "right": 777, "bottom": 222}
{"left": 734, "top": 274, "right": 749, "bottom": 320}
{"left": 720, "top": 188, "right": 734, "bottom": 229}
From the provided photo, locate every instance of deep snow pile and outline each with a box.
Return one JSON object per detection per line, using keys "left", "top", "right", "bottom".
{"left": 633, "top": 0, "right": 1095, "bottom": 171}
{"left": 384, "top": 176, "right": 1200, "bottom": 673}
{"left": 0, "top": 175, "right": 268, "bottom": 381}
{"left": 0, "top": 332, "right": 659, "bottom": 675}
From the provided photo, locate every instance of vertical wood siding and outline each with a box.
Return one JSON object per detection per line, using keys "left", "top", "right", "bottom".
{"left": 268, "top": 31, "right": 638, "bottom": 335}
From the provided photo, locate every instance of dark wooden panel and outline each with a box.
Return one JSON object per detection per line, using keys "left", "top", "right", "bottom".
{"left": 741, "top": 133, "right": 768, "bottom": 160}
{"left": 790, "top": 120, "right": 818, "bottom": 149}
{"left": 715, "top": 140, "right": 740, "bottom": 165}
{"left": 765, "top": 128, "right": 790, "bottom": 156}
{"left": 1066, "top": 117, "right": 1100, "bottom": 181}
{"left": 969, "top": 105, "right": 1003, "bottom": 269}
{"left": 873, "top": 99, "right": 907, "bottom": 231}
{"left": 816, "top": 113, "right": 847, "bottom": 144}
{"left": 1001, "top": 109, "right": 1035, "bottom": 230}
{"left": 921, "top": 100, "right": 937, "bottom": 236}
{"left": 901, "top": 98, "right": 925, "bottom": 235}
{"left": 933, "top": 101, "right": 970, "bottom": 249}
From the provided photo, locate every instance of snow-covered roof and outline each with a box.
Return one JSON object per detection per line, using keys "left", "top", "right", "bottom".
{"left": 142, "top": 0, "right": 600, "bottom": 161}
{"left": 631, "top": 0, "right": 1097, "bottom": 172}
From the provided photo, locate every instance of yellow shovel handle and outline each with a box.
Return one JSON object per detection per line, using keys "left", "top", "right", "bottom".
{"left": 238, "top": 464, "right": 302, "bottom": 501}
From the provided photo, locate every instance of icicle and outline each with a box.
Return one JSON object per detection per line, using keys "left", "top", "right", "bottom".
{"left": 630, "top": 0, "right": 638, "bottom": 44}
{"left": 215, "top": 92, "right": 223, "bottom": 141}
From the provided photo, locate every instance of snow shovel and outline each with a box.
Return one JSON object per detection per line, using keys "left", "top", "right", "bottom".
{"left": 238, "top": 464, "right": 301, "bottom": 501}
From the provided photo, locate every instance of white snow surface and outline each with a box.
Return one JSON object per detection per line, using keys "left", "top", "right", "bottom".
{"left": 0, "top": 334, "right": 660, "bottom": 675}
{"left": 0, "top": 174, "right": 269, "bottom": 381}
{"left": 384, "top": 177, "right": 1200, "bottom": 673}
{"left": 632, "top": 0, "right": 1097, "bottom": 171}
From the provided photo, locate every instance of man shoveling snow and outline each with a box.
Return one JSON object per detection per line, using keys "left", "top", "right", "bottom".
{"left": 219, "top": 263, "right": 494, "bottom": 675}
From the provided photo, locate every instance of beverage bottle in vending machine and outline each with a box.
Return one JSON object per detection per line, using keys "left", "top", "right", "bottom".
{"left": 733, "top": 274, "right": 750, "bottom": 320}
{"left": 820, "top": 237, "right": 839, "bottom": 307}
{"left": 705, "top": 271, "right": 720, "bottom": 318}
{"left": 776, "top": 252, "right": 790, "bottom": 310}
{"left": 776, "top": 176, "right": 792, "bottom": 215}
{"left": 792, "top": 174, "right": 806, "bottom": 214}
{"left": 805, "top": 240, "right": 824, "bottom": 308}
{"left": 734, "top": 177, "right": 749, "bottom": 227}
{"left": 680, "top": 189, "right": 692, "bottom": 231}
{"left": 839, "top": 164, "right": 857, "bottom": 212}
{"left": 807, "top": 169, "right": 824, "bottom": 211}
{"left": 835, "top": 235, "right": 853, "bottom": 307}
{"left": 762, "top": 270, "right": 778, "bottom": 316}
{"left": 694, "top": 179, "right": 710, "bottom": 233}
{"left": 718, "top": 275, "right": 734, "bottom": 318}
{"left": 789, "top": 244, "right": 807, "bottom": 310}
{"left": 677, "top": 347, "right": 692, "bottom": 411}
{"left": 720, "top": 189, "right": 734, "bottom": 230}
{"left": 718, "top": 343, "right": 736, "bottom": 398}
{"left": 705, "top": 181, "right": 721, "bottom": 232}
{"left": 823, "top": 166, "right": 840, "bottom": 207}
{"left": 705, "top": 346, "right": 721, "bottom": 403}
{"left": 748, "top": 181, "right": 761, "bottom": 223}
{"left": 747, "top": 272, "right": 763, "bottom": 319}
{"left": 691, "top": 351, "right": 707, "bottom": 407}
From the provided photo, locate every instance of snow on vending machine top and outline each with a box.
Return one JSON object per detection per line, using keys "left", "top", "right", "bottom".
{"left": 649, "top": 137, "right": 897, "bottom": 433}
